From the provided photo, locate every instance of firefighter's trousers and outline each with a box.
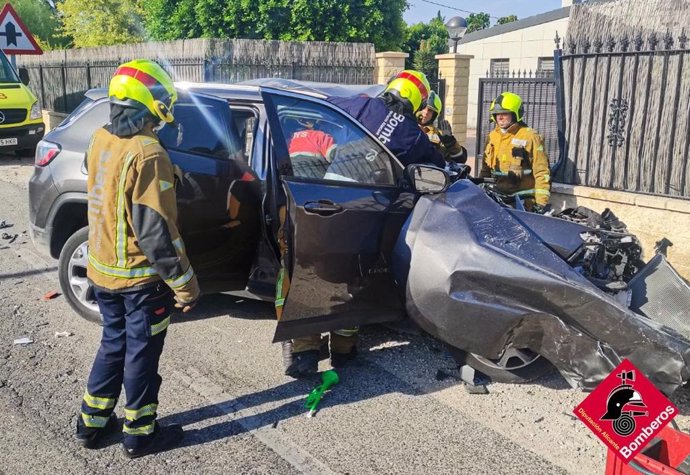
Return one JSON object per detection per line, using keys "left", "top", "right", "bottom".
{"left": 77, "top": 282, "right": 173, "bottom": 450}
{"left": 292, "top": 328, "right": 359, "bottom": 354}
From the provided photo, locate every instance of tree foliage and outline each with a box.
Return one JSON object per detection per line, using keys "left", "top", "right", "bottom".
{"left": 58, "top": 0, "right": 146, "bottom": 48}
{"left": 143, "top": 0, "right": 407, "bottom": 51}
{"left": 466, "top": 12, "right": 490, "bottom": 34}
{"left": 412, "top": 39, "right": 437, "bottom": 83}
{"left": 497, "top": 15, "right": 518, "bottom": 25}
{"left": 403, "top": 12, "right": 448, "bottom": 70}
{"left": 8, "top": 0, "right": 68, "bottom": 49}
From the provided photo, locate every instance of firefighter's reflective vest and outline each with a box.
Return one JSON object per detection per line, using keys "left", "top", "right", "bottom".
{"left": 85, "top": 127, "right": 199, "bottom": 302}
{"left": 480, "top": 122, "right": 551, "bottom": 206}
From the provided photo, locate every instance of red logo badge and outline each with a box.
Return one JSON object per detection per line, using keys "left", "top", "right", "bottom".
{"left": 574, "top": 359, "right": 678, "bottom": 462}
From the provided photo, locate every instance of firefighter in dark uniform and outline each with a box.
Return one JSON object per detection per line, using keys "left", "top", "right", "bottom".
{"left": 279, "top": 70, "right": 445, "bottom": 378}
{"left": 75, "top": 59, "right": 199, "bottom": 458}
{"left": 417, "top": 90, "right": 467, "bottom": 164}
{"left": 480, "top": 92, "right": 551, "bottom": 211}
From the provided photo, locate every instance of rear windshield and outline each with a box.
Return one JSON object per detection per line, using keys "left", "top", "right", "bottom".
{"left": 0, "top": 51, "right": 20, "bottom": 83}
{"left": 55, "top": 97, "right": 96, "bottom": 129}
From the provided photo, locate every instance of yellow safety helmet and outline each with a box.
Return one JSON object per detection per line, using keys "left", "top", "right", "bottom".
{"left": 108, "top": 59, "right": 178, "bottom": 124}
{"left": 417, "top": 90, "right": 443, "bottom": 125}
{"left": 426, "top": 90, "right": 442, "bottom": 114}
{"left": 385, "top": 70, "right": 431, "bottom": 114}
{"left": 489, "top": 92, "right": 524, "bottom": 123}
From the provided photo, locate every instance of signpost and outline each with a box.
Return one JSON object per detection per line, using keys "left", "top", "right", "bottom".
{"left": 0, "top": 3, "right": 43, "bottom": 67}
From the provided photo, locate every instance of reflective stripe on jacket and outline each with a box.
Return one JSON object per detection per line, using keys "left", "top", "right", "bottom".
{"left": 479, "top": 123, "right": 551, "bottom": 205}
{"left": 86, "top": 127, "right": 199, "bottom": 302}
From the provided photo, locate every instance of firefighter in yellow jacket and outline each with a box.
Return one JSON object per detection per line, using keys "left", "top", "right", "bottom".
{"left": 75, "top": 60, "right": 199, "bottom": 458}
{"left": 480, "top": 92, "right": 551, "bottom": 210}
{"left": 417, "top": 91, "right": 467, "bottom": 164}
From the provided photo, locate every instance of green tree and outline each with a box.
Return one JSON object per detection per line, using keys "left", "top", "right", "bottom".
{"left": 58, "top": 0, "right": 146, "bottom": 47}
{"left": 466, "top": 12, "right": 490, "bottom": 34}
{"left": 412, "top": 39, "right": 437, "bottom": 83}
{"left": 497, "top": 15, "right": 518, "bottom": 25}
{"left": 142, "top": 0, "right": 407, "bottom": 51}
{"left": 8, "top": 0, "right": 68, "bottom": 49}
{"left": 403, "top": 11, "right": 448, "bottom": 69}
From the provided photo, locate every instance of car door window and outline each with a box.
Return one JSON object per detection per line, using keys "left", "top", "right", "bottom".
{"left": 270, "top": 96, "right": 397, "bottom": 186}
{"left": 158, "top": 101, "right": 244, "bottom": 162}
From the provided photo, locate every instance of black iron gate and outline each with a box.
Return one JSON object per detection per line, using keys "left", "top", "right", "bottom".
{"left": 476, "top": 51, "right": 566, "bottom": 174}
{"left": 558, "top": 31, "right": 690, "bottom": 198}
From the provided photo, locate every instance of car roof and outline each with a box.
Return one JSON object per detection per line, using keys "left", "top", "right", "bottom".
{"left": 83, "top": 79, "right": 385, "bottom": 103}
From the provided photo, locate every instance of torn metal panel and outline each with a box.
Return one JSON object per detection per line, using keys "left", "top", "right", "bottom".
{"left": 393, "top": 179, "right": 690, "bottom": 395}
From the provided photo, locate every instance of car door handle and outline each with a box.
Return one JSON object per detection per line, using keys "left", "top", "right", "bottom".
{"left": 303, "top": 200, "right": 344, "bottom": 216}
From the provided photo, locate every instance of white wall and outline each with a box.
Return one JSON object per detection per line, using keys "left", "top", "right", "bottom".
{"left": 457, "top": 17, "right": 570, "bottom": 127}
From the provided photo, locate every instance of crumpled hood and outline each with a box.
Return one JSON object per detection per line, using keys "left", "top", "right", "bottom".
{"left": 393, "top": 179, "right": 690, "bottom": 395}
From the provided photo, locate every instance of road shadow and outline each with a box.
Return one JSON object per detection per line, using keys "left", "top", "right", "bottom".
{"left": 171, "top": 292, "right": 275, "bottom": 325}
{"left": 156, "top": 322, "right": 575, "bottom": 453}
{"left": 0, "top": 153, "right": 32, "bottom": 166}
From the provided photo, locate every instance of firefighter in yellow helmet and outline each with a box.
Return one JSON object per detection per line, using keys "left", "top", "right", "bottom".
{"left": 417, "top": 90, "right": 468, "bottom": 164}
{"left": 479, "top": 92, "right": 551, "bottom": 211}
{"left": 75, "top": 59, "right": 198, "bottom": 457}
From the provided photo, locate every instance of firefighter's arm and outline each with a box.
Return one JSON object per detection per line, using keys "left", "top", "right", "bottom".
{"left": 418, "top": 131, "right": 446, "bottom": 168}
{"left": 131, "top": 153, "right": 200, "bottom": 309}
{"left": 479, "top": 141, "right": 493, "bottom": 178}
{"left": 530, "top": 133, "right": 551, "bottom": 205}
{"left": 444, "top": 140, "right": 468, "bottom": 164}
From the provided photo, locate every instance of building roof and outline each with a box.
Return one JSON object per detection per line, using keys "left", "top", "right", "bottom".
{"left": 458, "top": 7, "right": 571, "bottom": 45}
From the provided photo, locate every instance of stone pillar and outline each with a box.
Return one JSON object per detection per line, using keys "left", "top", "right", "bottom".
{"left": 374, "top": 52, "right": 408, "bottom": 85}
{"left": 435, "top": 53, "right": 473, "bottom": 149}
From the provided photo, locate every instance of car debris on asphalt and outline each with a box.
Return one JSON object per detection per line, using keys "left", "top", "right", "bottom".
{"left": 13, "top": 337, "right": 33, "bottom": 345}
{"left": 42, "top": 290, "right": 61, "bottom": 301}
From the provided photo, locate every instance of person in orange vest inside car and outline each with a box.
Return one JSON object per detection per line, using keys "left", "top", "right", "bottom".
{"left": 287, "top": 117, "right": 337, "bottom": 178}
{"left": 480, "top": 92, "right": 551, "bottom": 211}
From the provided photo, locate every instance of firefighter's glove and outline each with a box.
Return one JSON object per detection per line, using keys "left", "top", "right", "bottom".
{"left": 174, "top": 294, "right": 199, "bottom": 313}
{"left": 507, "top": 170, "right": 522, "bottom": 184}
{"left": 439, "top": 133, "right": 457, "bottom": 148}
{"left": 512, "top": 146, "right": 529, "bottom": 160}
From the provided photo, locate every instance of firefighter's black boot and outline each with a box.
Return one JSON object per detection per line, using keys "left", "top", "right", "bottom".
{"left": 285, "top": 350, "right": 319, "bottom": 378}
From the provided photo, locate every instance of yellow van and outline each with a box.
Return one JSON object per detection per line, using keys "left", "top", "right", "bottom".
{"left": 0, "top": 49, "right": 44, "bottom": 154}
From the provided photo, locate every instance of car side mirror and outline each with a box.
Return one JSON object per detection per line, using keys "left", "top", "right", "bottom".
{"left": 406, "top": 164, "right": 450, "bottom": 194}
{"left": 18, "top": 67, "right": 29, "bottom": 85}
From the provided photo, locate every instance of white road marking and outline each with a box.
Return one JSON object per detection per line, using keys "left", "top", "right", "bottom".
{"left": 171, "top": 366, "right": 337, "bottom": 475}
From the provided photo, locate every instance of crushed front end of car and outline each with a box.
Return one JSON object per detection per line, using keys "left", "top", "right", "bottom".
{"left": 393, "top": 179, "right": 690, "bottom": 395}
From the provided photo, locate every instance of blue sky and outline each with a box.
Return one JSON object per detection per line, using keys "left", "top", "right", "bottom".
{"left": 404, "top": 0, "right": 563, "bottom": 25}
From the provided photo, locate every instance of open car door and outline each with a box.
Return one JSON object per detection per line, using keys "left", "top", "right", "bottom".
{"left": 157, "top": 91, "right": 261, "bottom": 294}
{"left": 261, "top": 88, "right": 416, "bottom": 342}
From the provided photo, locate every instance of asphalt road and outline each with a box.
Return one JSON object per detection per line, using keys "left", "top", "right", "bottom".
{"left": 1, "top": 154, "right": 689, "bottom": 474}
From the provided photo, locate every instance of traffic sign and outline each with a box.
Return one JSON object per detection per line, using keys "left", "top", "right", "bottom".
{"left": 0, "top": 3, "right": 42, "bottom": 55}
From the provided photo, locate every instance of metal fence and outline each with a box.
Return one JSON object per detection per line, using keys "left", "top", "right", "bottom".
{"left": 475, "top": 64, "right": 564, "bottom": 171}
{"left": 557, "top": 31, "right": 690, "bottom": 198}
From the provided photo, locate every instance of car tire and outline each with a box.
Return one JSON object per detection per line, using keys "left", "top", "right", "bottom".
{"left": 453, "top": 346, "right": 553, "bottom": 384}
{"left": 58, "top": 226, "right": 102, "bottom": 324}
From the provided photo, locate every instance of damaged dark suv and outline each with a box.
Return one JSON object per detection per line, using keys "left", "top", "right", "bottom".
{"left": 28, "top": 79, "right": 690, "bottom": 395}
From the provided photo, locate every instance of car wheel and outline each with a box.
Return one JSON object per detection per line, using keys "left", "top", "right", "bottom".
{"left": 58, "top": 227, "right": 101, "bottom": 324}
{"left": 455, "top": 346, "right": 553, "bottom": 384}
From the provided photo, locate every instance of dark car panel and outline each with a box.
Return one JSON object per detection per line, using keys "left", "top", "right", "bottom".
{"left": 261, "top": 89, "right": 416, "bottom": 340}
